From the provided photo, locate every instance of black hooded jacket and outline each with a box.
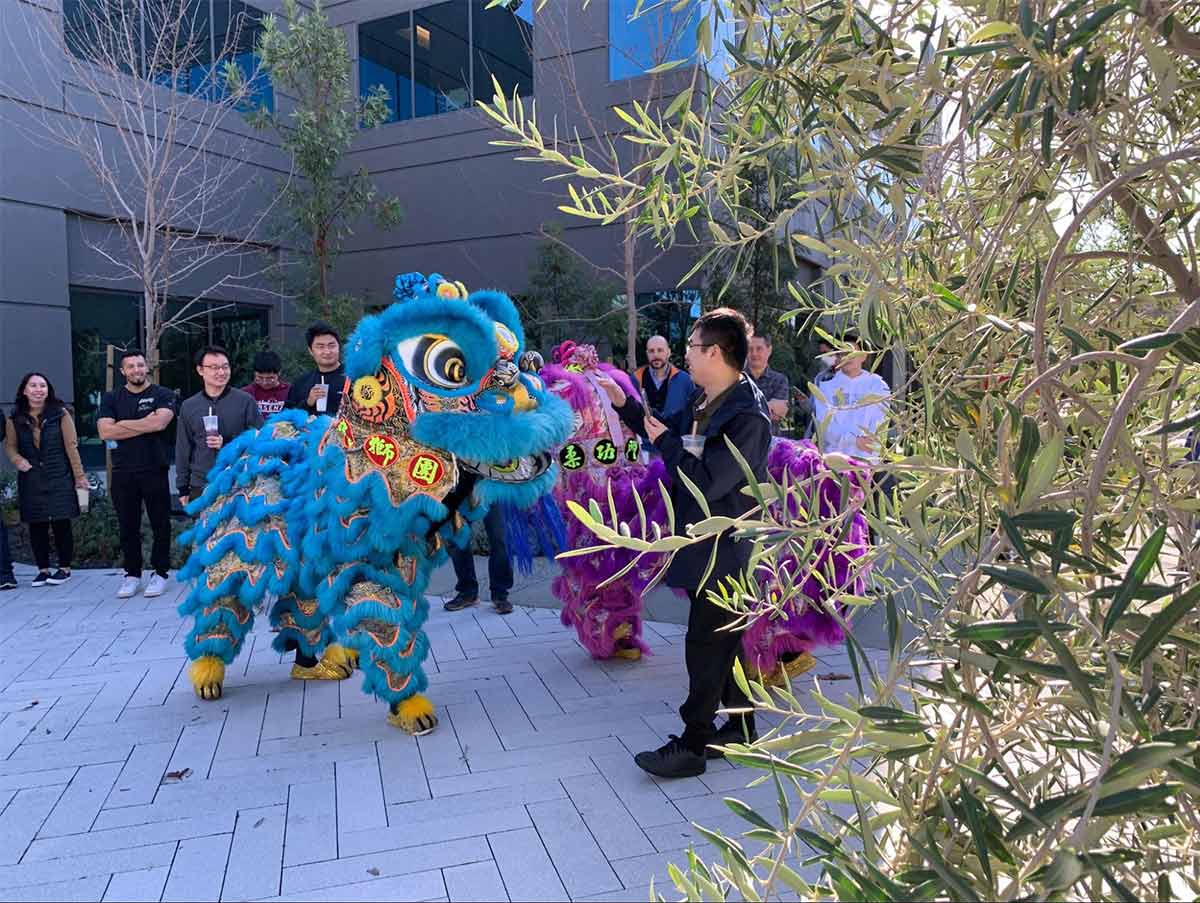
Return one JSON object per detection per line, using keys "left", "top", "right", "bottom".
{"left": 615, "top": 374, "right": 772, "bottom": 594}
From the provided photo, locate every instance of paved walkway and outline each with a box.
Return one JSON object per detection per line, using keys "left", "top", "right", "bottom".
{"left": 0, "top": 564, "right": 877, "bottom": 902}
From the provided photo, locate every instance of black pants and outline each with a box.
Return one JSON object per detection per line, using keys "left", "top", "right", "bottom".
{"left": 448, "top": 506, "right": 513, "bottom": 600}
{"left": 679, "top": 589, "right": 755, "bottom": 754}
{"left": 29, "top": 519, "right": 73, "bottom": 571}
{"left": 110, "top": 469, "right": 173, "bottom": 578}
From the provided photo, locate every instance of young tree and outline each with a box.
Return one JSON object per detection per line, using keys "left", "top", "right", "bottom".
{"left": 520, "top": 227, "right": 624, "bottom": 355}
{"left": 481, "top": 0, "right": 708, "bottom": 367}
{"left": 489, "top": 0, "right": 1200, "bottom": 898}
{"left": 240, "top": 0, "right": 402, "bottom": 322}
{"left": 9, "top": 0, "right": 281, "bottom": 373}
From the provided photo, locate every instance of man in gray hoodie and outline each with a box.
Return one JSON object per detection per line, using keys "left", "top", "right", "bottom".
{"left": 175, "top": 346, "right": 263, "bottom": 506}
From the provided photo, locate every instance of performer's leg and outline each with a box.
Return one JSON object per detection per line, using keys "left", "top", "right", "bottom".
{"left": 332, "top": 572, "right": 435, "bottom": 734}
{"left": 181, "top": 589, "right": 255, "bottom": 700}
{"left": 271, "top": 594, "right": 352, "bottom": 679}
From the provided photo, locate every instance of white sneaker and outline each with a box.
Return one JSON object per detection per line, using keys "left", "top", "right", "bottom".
{"left": 144, "top": 574, "right": 169, "bottom": 598}
{"left": 117, "top": 576, "right": 141, "bottom": 599}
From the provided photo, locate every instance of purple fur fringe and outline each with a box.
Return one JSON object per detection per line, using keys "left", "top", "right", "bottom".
{"left": 739, "top": 439, "right": 871, "bottom": 675}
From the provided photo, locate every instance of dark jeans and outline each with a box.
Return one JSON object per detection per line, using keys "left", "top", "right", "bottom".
{"left": 448, "top": 506, "right": 513, "bottom": 600}
{"left": 29, "top": 519, "right": 73, "bottom": 571}
{"left": 679, "top": 589, "right": 755, "bottom": 754}
{"left": 110, "top": 469, "right": 173, "bottom": 578}
{"left": 0, "top": 521, "right": 12, "bottom": 578}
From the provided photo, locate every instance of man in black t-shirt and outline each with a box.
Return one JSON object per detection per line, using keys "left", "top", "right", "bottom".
{"left": 286, "top": 322, "right": 345, "bottom": 417}
{"left": 97, "top": 350, "right": 177, "bottom": 600}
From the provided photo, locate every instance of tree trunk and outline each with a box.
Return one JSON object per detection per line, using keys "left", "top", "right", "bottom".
{"left": 316, "top": 232, "right": 329, "bottom": 307}
{"left": 624, "top": 218, "right": 637, "bottom": 368}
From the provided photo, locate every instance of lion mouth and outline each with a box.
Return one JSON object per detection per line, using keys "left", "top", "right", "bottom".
{"left": 458, "top": 452, "right": 552, "bottom": 483}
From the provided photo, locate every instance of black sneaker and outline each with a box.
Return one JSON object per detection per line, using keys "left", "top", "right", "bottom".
{"left": 31, "top": 571, "right": 51, "bottom": 588}
{"left": 46, "top": 569, "right": 71, "bottom": 586}
{"left": 0, "top": 575, "right": 16, "bottom": 591}
{"left": 707, "top": 720, "right": 758, "bottom": 759}
{"left": 493, "top": 597, "right": 513, "bottom": 615}
{"left": 634, "top": 735, "right": 706, "bottom": 778}
{"left": 443, "top": 592, "right": 478, "bottom": 612}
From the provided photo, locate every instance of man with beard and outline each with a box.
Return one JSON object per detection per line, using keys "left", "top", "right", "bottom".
{"left": 98, "top": 350, "right": 178, "bottom": 599}
{"left": 633, "top": 335, "right": 693, "bottom": 422}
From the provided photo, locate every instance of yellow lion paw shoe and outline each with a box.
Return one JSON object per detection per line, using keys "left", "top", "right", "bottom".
{"left": 388, "top": 694, "right": 439, "bottom": 736}
{"left": 291, "top": 644, "right": 358, "bottom": 681}
{"left": 190, "top": 656, "right": 225, "bottom": 701}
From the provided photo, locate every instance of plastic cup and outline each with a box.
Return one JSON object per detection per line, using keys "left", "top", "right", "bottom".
{"left": 314, "top": 384, "right": 328, "bottom": 413}
{"left": 202, "top": 414, "right": 219, "bottom": 437}
{"left": 76, "top": 487, "right": 89, "bottom": 513}
{"left": 682, "top": 435, "right": 705, "bottom": 459}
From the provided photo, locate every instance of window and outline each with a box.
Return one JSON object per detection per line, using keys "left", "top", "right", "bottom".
{"left": 413, "top": 2, "right": 471, "bottom": 117}
{"left": 609, "top": 0, "right": 699, "bottom": 81}
{"left": 472, "top": 0, "right": 532, "bottom": 100}
{"left": 61, "top": 0, "right": 273, "bottom": 111}
{"left": 358, "top": 0, "right": 532, "bottom": 126}
{"left": 636, "top": 289, "right": 700, "bottom": 350}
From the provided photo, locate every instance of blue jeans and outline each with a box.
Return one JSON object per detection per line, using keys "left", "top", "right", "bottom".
{"left": 0, "top": 520, "right": 13, "bottom": 578}
{"left": 448, "top": 506, "right": 513, "bottom": 600}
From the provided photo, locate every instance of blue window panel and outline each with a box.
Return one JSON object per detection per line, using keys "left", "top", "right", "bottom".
{"left": 412, "top": 1, "right": 470, "bottom": 119}
{"left": 472, "top": 0, "right": 533, "bottom": 99}
{"left": 609, "top": 0, "right": 699, "bottom": 81}
{"left": 358, "top": 14, "right": 414, "bottom": 122}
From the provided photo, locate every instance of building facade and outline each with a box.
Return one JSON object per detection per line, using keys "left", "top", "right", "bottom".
{"left": 0, "top": 0, "right": 828, "bottom": 464}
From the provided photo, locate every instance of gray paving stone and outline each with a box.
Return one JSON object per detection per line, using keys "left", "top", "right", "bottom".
{"left": 25, "top": 812, "right": 234, "bottom": 862}
{"left": 101, "top": 866, "right": 171, "bottom": 902}
{"left": 443, "top": 860, "right": 508, "bottom": 902}
{"left": 223, "top": 804, "right": 286, "bottom": 901}
{"left": 334, "top": 755, "right": 387, "bottom": 835}
{"left": 261, "top": 685, "right": 304, "bottom": 742}
{"left": 0, "top": 842, "right": 177, "bottom": 890}
{"left": 590, "top": 753, "right": 681, "bottom": 829}
{"left": 162, "top": 834, "right": 232, "bottom": 902}
{"left": 281, "top": 837, "right": 490, "bottom": 895}
{"left": 562, "top": 774, "right": 656, "bottom": 861}
{"left": 527, "top": 798, "right": 622, "bottom": 897}
{"left": 0, "top": 785, "right": 66, "bottom": 864}
{"left": 377, "top": 734, "right": 429, "bottom": 806}
{"left": 341, "top": 799, "right": 530, "bottom": 857}
{"left": 37, "top": 761, "right": 123, "bottom": 837}
{"left": 256, "top": 868, "right": 446, "bottom": 902}
{"left": 166, "top": 718, "right": 226, "bottom": 781}
{"left": 107, "top": 740, "right": 176, "bottom": 808}
{"left": 0, "top": 874, "right": 109, "bottom": 902}
{"left": 300, "top": 679, "right": 339, "bottom": 729}
{"left": 487, "top": 826, "right": 567, "bottom": 902}
{"left": 0, "top": 766, "right": 78, "bottom": 792}
{"left": 428, "top": 757, "right": 598, "bottom": 797}
{"left": 0, "top": 569, "right": 819, "bottom": 901}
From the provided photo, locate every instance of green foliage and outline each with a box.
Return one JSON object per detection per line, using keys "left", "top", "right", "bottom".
{"left": 518, "top": 227, "right": 624, "bottom": 359}
{"left": 488, "top": 0, "right": 1200, "bottom": 899}
{"left": 238, "top": 0, "right": 402, "bottom": 305}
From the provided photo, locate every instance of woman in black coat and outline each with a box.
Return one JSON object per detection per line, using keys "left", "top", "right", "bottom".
{"left": 2, "top": 373, "right": 88, "bottom": 587}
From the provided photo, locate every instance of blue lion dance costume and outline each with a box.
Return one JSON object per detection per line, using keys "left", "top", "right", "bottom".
{"left": 176, "top": 274, "right": 573, "bottom": 733}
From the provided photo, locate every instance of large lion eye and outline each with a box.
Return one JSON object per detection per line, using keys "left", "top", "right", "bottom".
{"left": 395, "top": 334, "right": 469, "bottom": 389}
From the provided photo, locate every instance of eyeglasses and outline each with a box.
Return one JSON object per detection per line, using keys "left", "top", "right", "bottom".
{"left": 201, "top": 363, "right": 231, "bottom": 372}
{"left": 687, "top": 342, "right": 715, "bottom": 350}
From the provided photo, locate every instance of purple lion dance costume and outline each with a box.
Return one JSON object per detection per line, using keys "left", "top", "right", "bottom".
{"left": 541, "top": 342, "right": 669, "bottom": 660}
{"left": 740, "top": 439, "right": 871, "bottom": 682}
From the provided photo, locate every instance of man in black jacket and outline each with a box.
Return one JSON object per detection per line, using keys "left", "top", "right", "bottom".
{"left": 596, "top": 308, "right": 772, "bottom": 778}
